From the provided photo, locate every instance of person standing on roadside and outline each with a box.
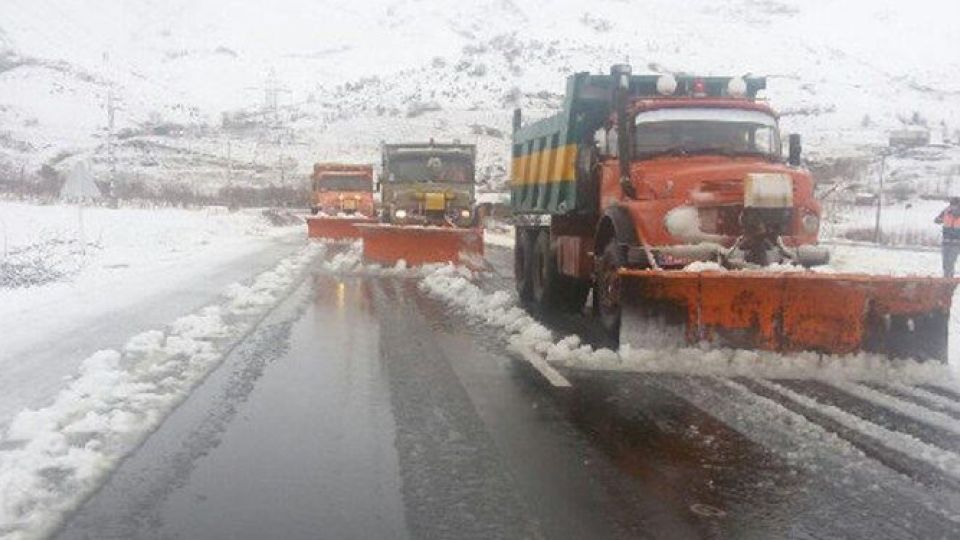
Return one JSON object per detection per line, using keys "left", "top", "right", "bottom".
{"left": 935, "top": 197, "right": 960, "bottom": 277}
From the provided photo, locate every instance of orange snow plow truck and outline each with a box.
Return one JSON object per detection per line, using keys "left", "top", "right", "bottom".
{"left": 306, "top": 163, "right": 376, "bottom": 240}
{"left": 511, "top": 65, "right": 958, "bottom": 361}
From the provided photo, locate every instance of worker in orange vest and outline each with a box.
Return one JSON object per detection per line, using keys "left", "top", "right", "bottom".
{"left": 935, "top": 197, "right": 960, "bottom": 277}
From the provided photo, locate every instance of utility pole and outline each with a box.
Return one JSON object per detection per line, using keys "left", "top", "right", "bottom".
{"left": 227, "top": 138, "right": 233, "bottom": 183}
{"left": 103, "top": 52, "right": 121, "bottom": 206}
{"left": 245, "top": 69, "right": 290, "bottom": 188}
{"left": 873, "top": 150, "right": 887, "bottom": 244}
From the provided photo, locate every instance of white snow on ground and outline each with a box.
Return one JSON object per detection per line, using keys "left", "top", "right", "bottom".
{"left": 3, "top": 0, "right": 960, "bottom": 197}
{"left": 0, "top": 242, "right": 322, "bottom": 540}
{"left": 0, "top": 202, "right": 302, "bottom": 426}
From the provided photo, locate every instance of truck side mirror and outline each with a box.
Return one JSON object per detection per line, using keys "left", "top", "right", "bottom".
{"left": 788, "top": 133, "right": 802, "bottom": 166}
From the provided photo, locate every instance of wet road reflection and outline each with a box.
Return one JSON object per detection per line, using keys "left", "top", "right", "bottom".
{"left": 56, "top": 252, "right": 960, "bottom": 539}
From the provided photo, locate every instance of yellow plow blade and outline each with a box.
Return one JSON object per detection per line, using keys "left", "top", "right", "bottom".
{"left": 620, "top": 270, "right": 958, "bottom": 361}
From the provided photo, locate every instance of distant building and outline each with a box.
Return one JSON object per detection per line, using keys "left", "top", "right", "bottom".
{"left": 854, "top": 192, "right": 878, "bottom": 206}
{"left": 889, "top": 130, "right": 930, "bottom": 148}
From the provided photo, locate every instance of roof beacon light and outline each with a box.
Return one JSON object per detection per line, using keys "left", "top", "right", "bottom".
{"left": 692, "top": 78, "right": 707, "bottom": 97}
{"left": 656, "top": 74, "right": 678, "bottom": 96}
{"left": 727, "top": 77, "right": 747, "bottom": 97}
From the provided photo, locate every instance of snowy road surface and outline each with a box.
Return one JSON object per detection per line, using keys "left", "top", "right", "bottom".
{"left": 47, "top": 242, "right": 960, "bottom": 540}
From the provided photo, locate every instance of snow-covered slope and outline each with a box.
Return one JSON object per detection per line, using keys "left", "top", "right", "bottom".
{"left": 1, "top": 0, "right": 959, "bottom": 193}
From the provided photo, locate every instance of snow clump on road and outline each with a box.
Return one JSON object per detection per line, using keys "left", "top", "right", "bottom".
{"left": 0, "top": 243, "right": 322, "bottom": 540}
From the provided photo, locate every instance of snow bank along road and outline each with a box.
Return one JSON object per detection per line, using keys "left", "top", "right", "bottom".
{"left": 25, "top": 239, "right": 960, "bottom": 540}
{"left": 0, "top": 203, "right": 304, "bottom": 428}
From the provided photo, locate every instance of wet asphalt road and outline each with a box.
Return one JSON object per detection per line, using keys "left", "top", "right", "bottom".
{"left": 57, "top": 245, "right": 960, "bottom": 539}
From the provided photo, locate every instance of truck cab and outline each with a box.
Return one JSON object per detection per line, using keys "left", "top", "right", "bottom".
{"left": 310, "top": 163, "right": 375, "bottom": 217}
{"left": 379, "top": 141, "right": 477, "bottom": 227}
{"left": 598, "top": 90, "right": 821, "bottom": 268}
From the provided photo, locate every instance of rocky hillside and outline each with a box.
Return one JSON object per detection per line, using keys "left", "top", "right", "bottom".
{"left": 1, "top": 0, "right": 959, "bottom": 198}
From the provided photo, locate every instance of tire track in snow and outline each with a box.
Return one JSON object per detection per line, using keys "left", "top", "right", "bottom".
{"left": 919, "top": 384, "right": 960, "bottom": 403}
{"left": 739, "top": 378, "right": 960, "bottom": 491}
{"left": 828, "top": 381, "right": 960, "bottom": 437}
{"left": 775, "top": 380, "right": 960, "bottom": 453}
{"left": 654, "top": 375, "right": 960, "bottom": 533}
{"left": 874, "top": 383, "right": 960, "bottom": 420}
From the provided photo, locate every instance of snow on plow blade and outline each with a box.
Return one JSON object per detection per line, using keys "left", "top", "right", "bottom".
{"left": 619, "top": 270, "right": 959, "bottom": 361}
{"left": 306, "top": 216, "right": 377, "bottom": 240}
{"left": 357, "top": 224, "right": 484, "bottom": 268}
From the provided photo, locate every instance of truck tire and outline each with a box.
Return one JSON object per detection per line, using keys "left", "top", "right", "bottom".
{"left": 564, "top": 279, "right": 591, "bottom": 313}
{"left": 514, "top": 227, "right": 535, "bottom": 301}
{"left": 594, "top": 240, "right": 625, "bottom": 339}
{"left": 531, "top": 229, "right": 560, "bottom": 307}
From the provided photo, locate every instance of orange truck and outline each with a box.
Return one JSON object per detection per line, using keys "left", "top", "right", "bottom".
{"left": 510, "top": 65, "right": 957, "bottom": 360}
{"left": 309, "top": 163, "right": 375, "bottom": 217}
{"left": 306, "top": 163, "right": 376, "bottom": 240}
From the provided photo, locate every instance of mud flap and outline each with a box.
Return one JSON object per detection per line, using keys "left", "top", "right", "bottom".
{"left": 357, "top": 224, "right": 485, "bottom": 269}
{"left": 306, "top": 216, "right": 377, "bottom": 240}
{"left": 619, "top": 270, "right": 958, "bottom": 361}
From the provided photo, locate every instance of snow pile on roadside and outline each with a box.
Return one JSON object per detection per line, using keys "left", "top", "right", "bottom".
{"left": 318, "top": 242, "right": 365, "bottom": 273}
{"left": 419, "top": 265, "right": 574, "bottom": 386}
{"left": 418, "top": 265, "right": 960, "bottom": 388}
{"left": 0, "top": 243, "right": 321, "bottom": 540}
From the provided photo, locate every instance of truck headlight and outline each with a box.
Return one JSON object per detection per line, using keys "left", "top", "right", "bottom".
{"left": 802, "top": 213, "right": 820, "bottom": 234}
{"left": 395, "top": 209, "right": 407, "bottom": 219}
{"left": 460, "top": 209, "right": 471, "bottom": 219}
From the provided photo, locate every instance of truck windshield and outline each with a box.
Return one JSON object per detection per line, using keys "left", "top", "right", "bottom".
{"left": 633, "top": 108, "right": 780, "bottom": 160}
{"left": 315, "top": 174, "right": 371, "bottom": 192}
{"left": 388, "top": 155, "right": 474, "bottom": 183}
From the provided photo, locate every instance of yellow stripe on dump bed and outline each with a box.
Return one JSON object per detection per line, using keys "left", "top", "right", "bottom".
{"left": 511, "top": 143, "right": 578, "bottom": 186}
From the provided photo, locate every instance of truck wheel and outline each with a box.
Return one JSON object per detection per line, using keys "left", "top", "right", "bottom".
{"left": 594, "top": 240, "right": 625, "bottom": 338}
{"left": 531, "top": 229, "right": 560, "bottom": 307}
{"left": 514, "top": 228, "right": 535, "bottom": 301}
{"left": 564, "top": 279, "right": 591, "bottom": 313}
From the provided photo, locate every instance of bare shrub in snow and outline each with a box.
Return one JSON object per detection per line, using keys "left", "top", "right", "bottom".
{"left": 260, "top": 208, "right": 302, "bottom": 227}
{"left": 0, "top": 236, "right": 97, "bottom": 288}
{"left": 406, "top": 101, "right": 442, "bottom": 118}
{"left": 580, "top": 13, "right": 612, "bottom": 32}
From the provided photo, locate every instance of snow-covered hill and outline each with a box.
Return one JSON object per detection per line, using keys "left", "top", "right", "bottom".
{"left": 2, "top": 0, "right": 960, "bottom": 195}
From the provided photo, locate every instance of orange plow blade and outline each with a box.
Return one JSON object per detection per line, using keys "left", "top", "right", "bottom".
{"left": 620, "top": 270, "right": 959, "bottom": 361}
{"left": 357, "top": 224, "right": 484, "bottom": 268}
{"left": 306, "top": 216, "right": 377, "bottom": 240}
